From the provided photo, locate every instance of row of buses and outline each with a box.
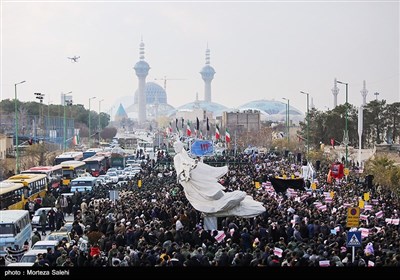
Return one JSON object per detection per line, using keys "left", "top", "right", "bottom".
{"left": 0, "top": 150, "right": 116, "bottom": 255}
{"left": 0, "top": 150, "right": 114, "bottom": 212}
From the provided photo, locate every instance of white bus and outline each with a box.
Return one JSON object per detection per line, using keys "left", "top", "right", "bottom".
{"left": 0, "top": 210, "right": 31, "bottom": 256}
{"left": 70, "top": 177, "right": 97, "bottom": 193}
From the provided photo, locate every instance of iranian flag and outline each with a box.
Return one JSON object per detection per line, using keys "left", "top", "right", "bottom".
{"left": 186, "top": 121, "right": 192, "bottom": 136}
{"left": 72, "top": 134, "right": 80, "bottom": 145}
{"left": 225, "top": 128, "right": 231, "bottom": 143}
{"left": 215, "top": 124, "right": 220, "bottom": 140}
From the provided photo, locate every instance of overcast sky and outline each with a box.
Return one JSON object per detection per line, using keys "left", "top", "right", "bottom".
{"left": 1, "top": 0, "right": 399, "bottom": 118}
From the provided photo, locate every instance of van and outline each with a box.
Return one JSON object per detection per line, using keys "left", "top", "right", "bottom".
{"left": 0, "top": 210, "right": 31, "bottom": 257}
{"left": 70, "top": 177, "right": 97, "bottom": 193}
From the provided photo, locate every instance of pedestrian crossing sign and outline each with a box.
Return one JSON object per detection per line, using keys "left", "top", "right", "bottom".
{"left": 347, "top": 231, "right": 362, "bottom": 247}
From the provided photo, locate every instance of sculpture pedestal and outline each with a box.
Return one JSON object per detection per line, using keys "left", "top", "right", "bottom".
{"left": 203, "top": 215, "right": 218, "bottom": 231}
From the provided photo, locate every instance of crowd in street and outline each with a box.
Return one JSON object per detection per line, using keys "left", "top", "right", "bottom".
{"left": 28, "top": 151, "right": 400, "bottom": 267}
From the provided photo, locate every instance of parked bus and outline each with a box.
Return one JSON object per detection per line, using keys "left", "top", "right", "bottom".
{"left": 0, "top": 174, "right": 48, "bottom": 210}
{"left": 54, "top": 152, "right": 83, "bottom": 165}
{"left": 70, "top": 177, "right": 97, "bottom": 193}
{"left": 0, "top": 210, "right": 32, "bottom": 256}
{"left": 59, "top": 161, "right": 86, "bottom": 192}
{"left": 82, "top": 148, "right": 103, "bottom": 160}
{"left": 83, "top": 155, "right": 107, "bottom": 177}
{"left": 21, "top": 165, "right": 63, "bottom": 190}
{"left": 95, "top": 151, "right": 112, "bottom": 170}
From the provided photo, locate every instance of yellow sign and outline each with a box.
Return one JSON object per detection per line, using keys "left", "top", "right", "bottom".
{"left": 346, "top": 207, "right": 360, "bottom": 228}
{"left": 364, "top": 192, "right": 370, "bottom": 201}
{"left": 311, "top": 183, "right": 317, "bottom": 190}
{"left": 359, "top": 200, "right": 365, "bottom": 209}
{"left": 330, "top": 191, "right": 335, "bottom": 198}
{"left": 344, "top": 168, "right": 350, "bottom": 176}
{"left": 255, "top": 182, "right": 260, "bottom": 189}
{"left": 138, "top": 179, "right": 142, "bottom": 188}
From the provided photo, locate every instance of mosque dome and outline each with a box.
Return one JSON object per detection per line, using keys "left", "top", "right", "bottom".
{"left": 238, "top": 99, "right": 304, "bottom": 124}
{"left": 176, "top": 100, "right": 228, "bottom": 117}
{"left": 114, "top": 103, "right": 128, "bottom": 122}
{"left": 134, "top": 82, "right": 167, "bottom": 104}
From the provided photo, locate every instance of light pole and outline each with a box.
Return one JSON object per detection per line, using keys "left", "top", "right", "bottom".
{"left": 282, "top": 98, "right": 290, "bottom": 144}
{"left": 300, "top": 91, "right": 310, "bottom": 160}
{"left": 374, "top": 92, "right": 379, "bottom": 101}
{"left": 88, "top": 96, "right": 96, "bottom": 148}
{"left": 98, "top": 99, "right": 104, "bottom": 147}
{"left": 14, "top": 80, "right": 26, "bottom": 173}
{"left": 34, "top": 92, "right": 45, "bottom": 137}
{"left": 337, "top": 80, "right": 349, "bottom": 167}
{"left": 63, "top": 91, "right": 72, "bottom": 152}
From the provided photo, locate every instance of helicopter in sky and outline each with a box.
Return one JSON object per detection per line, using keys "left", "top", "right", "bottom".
{"left": 67, "top": 56, "right": 80, "bottom": 62}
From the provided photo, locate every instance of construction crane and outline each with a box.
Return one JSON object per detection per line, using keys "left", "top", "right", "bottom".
{"left": 154, "top": 76, "right": 186, "bottom": 92}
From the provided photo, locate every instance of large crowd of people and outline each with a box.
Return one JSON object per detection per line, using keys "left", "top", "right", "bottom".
{"left": 19, "top": 150, "right": 400, "bottom": 267}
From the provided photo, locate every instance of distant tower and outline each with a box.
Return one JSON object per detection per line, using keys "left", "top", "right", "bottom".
{"left": 360, "top": 80, "right": 368, "bottom": 106}
{"left": 200, "top": 45, "right": 216, "bottom": 103}
{"left": 133, "top": 39, "right": 150, "bottom": 125}
{"left": 332, "top": 78, "right": 340, "bottom": 108}
{"left": 310, "top": 97, "right": 315, "bottom": 109}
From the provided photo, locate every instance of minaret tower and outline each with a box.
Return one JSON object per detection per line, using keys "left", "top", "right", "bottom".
{"left": 360, "top": 80, "right": 368, "bottom": 106}
{"left": 200, "top": 45, "right": 216, "bottom": 103}
{"left": 133, "top": 39, "right": 150, "bottom": 125}
{"left": 332, "top": 78, "right": 340, "bottom": 108}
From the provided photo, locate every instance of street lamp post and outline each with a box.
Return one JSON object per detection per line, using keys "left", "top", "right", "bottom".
{"left": 282, "top": 98, "right": 290, "bottom": 144}
{"left": 63, "top": 91, "right": 72, "bottom": 152}
{"left": 14, "top": 80, "right": 26, "bottom": 173}
{"left": 300, "top": 91, "right": 310, "bottom": 160}
{"left": 98, "top": 99, "right": 104, "bottom": 147}
{"left": 337, "top": 80, "right": 349, "bottom": 167}
{"left": 88, "top": 97, "right": 96, "bottom": 148}
{"left": 34, "top": 92, "right": 45, "bottom": 137}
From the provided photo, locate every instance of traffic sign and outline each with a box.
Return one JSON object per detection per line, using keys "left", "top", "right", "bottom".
{"left": 347, "top": 231, "right": 362, "bottom": 247}
{"left": 346, "top": 207, "right": 360, "bottom": 228}
{"left": 344, "top": 168, "right": 350, "bottom": 176}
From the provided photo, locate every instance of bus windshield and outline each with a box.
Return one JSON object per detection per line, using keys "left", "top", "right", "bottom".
{"left": 0, "top": 224, "right": 15, "bottom": 235}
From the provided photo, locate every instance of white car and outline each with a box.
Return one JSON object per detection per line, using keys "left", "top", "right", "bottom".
{"left": 31, "top": 207, "right": 58, "bottom": 229}
{"left": 19, "top": 249, "right": 48, "bottom": 264}
{"left": 31, "top": 240, "right": 59, "bottom": 252}
{"left": 106, "top": 172, "right": 119, "bottom": 183}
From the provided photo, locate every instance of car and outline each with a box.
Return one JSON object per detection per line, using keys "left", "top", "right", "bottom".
{"left": 105, "top": 171, "right": 119, "bottom": 183}
{"left": 58, "top": 221, "right": 84, "bottom": 233}
{"left": 45, "top": 231, "right": 71, "bottom": 248}
{"left": 31, "top": 240, "right": 59, "bottom": 252}
{"left": 31, "top": 207, "right": 58, "bottom": 229}
{"left": 7, "top": 262, "right": 35, "bottom": 267}
{"left": 97, "top": 175, "right": 112, "bottom": 185}
{"left": 18, "top": 249, "right": 48, "bottom": 264}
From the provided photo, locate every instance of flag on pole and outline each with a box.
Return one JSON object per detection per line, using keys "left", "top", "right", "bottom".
{"left": 206, "top": 117, "right": 210, "bottom": 131}
{"left": 166, "top": 122, "right": 172, "bottom": 135}
{"left": 225, "top": 128, "right": 231, "bottom": 143}
{"left": 72, "top": 134, "right": 80, "bottom": 145}
{"left": 215, "top": 124, "right": 220, "bottom": 140}
{"left": 186, "top": 121, "right": 192, "bottom": 136}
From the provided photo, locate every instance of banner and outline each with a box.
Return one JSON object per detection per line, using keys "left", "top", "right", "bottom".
{"left": 269, "top": 176, "right": 306, "bottom": 193}
{"left": 190, "top": 140, "right": 214, "bottom": 156}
